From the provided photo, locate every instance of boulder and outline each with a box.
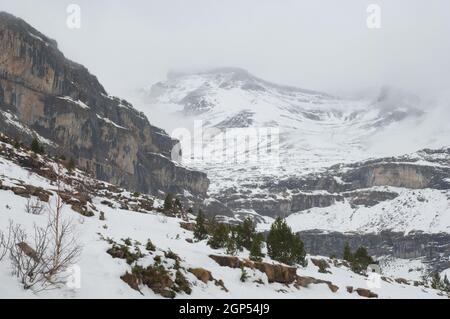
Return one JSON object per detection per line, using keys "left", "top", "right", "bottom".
{"left": 356, "top": 288, "right": 378, "bottom": 298}
{"left": 253, "top": 262, "right": 297, "bottom": 284}
{"left": 209, "top": 255, "right": 242, "bottom": 269}
{"left": 295, "top": 276, "right": 316, "bottom": 288}
{"left": 395, "top": 278, "right": 409, "bottom": 285}
{"left": 180, "top": 222, "right": 196, "bottom": 232}
{"left": 188, "top": 268, "right": 213, "bottom": 283}
{"left": 17, "top": 242, "right": 38, "bottom": 261}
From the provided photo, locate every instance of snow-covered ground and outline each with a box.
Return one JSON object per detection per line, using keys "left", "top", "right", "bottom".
{"left": 254, "top": 187, "right": 450, "bottom": 234}
{"left": 0, "top": 140, "right": 447, "bottom": 299}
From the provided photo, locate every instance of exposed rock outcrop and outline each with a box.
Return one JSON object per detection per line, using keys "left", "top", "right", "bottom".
{"left": 0, "top": 12, "right": 209, "bottom": 197}
{"left": 188, "top": 268, "right": 213, "bottom": 283}
{"left": 209, "top": 254, "right": 297, "bottom": 284}
{"left": 217, "top": 146, "right": 450, "bottom": 219}
{"left": 299, "top": 229, "right": 450, "bottom": 273}
{"left": 355, "top": 288, "right": 378, "bottom": 298}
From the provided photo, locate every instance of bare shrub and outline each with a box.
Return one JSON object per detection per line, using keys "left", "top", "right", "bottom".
{"left": 45, "top": 168, "right": 82, "bottom": 283}
{"left": 25, "top": 197, "right": 45, "bottom": 215}
{"left": 9, "top": 164, "right": 82, "bottom": 292}
{"left": 0, "top": 220, "right": 14, "bottom": 261}
{"left": 9, "top": 223, "right": 52, "bottom": 291}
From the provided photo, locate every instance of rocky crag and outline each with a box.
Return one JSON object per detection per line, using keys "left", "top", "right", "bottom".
{"left": 219, "top": 148, "right": 450, "bottom": 218}
{"left": 0, "top": 12, "right": 208, "bottom": 197}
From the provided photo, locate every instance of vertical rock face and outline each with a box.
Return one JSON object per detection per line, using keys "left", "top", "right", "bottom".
{"left": 0, "top": 12, "right": 209, "bottom": 196}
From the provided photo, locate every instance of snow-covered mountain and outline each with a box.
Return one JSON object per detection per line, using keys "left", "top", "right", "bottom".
{"left": 141, "top": 68, "right": 431, "bottom": 191}
{"left": 140, "top": 68, "right": 450, "bottom": 230}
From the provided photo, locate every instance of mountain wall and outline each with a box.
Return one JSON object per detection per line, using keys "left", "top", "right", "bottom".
{"left": 0, "top": 12, "right": 209, "bottom": 196}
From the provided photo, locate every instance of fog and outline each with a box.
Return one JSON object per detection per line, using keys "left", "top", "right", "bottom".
{"left": 1, "top": 0, "right": 449, "bottom": 101}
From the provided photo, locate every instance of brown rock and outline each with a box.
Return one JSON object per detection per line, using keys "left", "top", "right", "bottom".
{"left": 11, "top": 187, "right": 30, "bottom": 198}
{"left": 214, "top": 279, "right": 229, "bottom": 292}
{"left": 295, "top": 276, "right": 316, "bottom": 288}
{"left": 346, "top": 286, "right": 354, "bottom": 293}
{"left": 395, "top": 278, "right": 409, "bottom": 285}
{"left": 311, "top": 258, "right": 330, "bottom": 269}
{"left": 17, "top": 242, "right": 38, "bottom": 261}
{"left": 180, "top": 222, "right": 196, "bottom": 232}
{"left": 328, "top": 283, "right": 339, "bottom": 293}
{"left": 209, "top": 255, "right": 242, "bottom": 269}
{"left": 356, "top": 288, "right": 378, "bottom": 298}
{"left": 188, "top": 268, "right": 213, "bottom": 283}
{"left": 254, "top": 262, "right": 297, "bottom": 284}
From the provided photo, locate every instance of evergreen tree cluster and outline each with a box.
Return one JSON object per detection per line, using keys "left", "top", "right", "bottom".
{"left": 30, "top": 138, "right": 44, "bottom": 154}
{"left": 162, "top": 193, "right": 185, "bottom": 216}
{"left": 195, "top": 215, "right": 307, "bottom": 266}
{"left": 343, "top": 243, "right": 376, "bottom": 274}
{"left": 430, "top": 272, "right": 450, "bottom": 292}
{"left": 193, "top": 215, "right": 265, "bottom": 262}
{"left": 266, "top": 218, "right": 307, "bottom": 267}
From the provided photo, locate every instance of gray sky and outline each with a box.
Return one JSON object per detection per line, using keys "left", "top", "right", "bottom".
{"left": 1, "top": 0, "right": 449, "bottom": 99}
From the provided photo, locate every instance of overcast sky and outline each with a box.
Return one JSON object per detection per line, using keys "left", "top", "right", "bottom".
{"left": 1, "top": 0, "right": 449, "bottom": 99}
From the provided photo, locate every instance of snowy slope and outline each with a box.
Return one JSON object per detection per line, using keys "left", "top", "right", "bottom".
{"left": 253, "top": 187, "right": 450, "bottom": 234}
{"left": 0, "top": 135, "right": 447, "bottom": 299}
{"left": 139, "top": 68, "right": 450, "bottom": 236}
{"left": 140, "top": 68, "right": 430, "bottom": 195}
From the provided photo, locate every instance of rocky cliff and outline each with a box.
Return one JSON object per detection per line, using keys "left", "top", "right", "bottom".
{"left": 0, "top": 12, "right": 209, "bottom": 196}
{"left": 218, "top": 149, "right": 450, "bottom": 218}
{"left": 298, "top": 230, "right": 450, "bottom": 273}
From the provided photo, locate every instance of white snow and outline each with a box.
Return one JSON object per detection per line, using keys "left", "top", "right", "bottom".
{"left": 27, "top": 31, "right": 49, "bottom": 46}
{"left": 254, "top": 188, "right": 450, "bottom": 234}
{"left": 96, "top": 114, "right": 128, "bottom": 130}
{"left": 0, "top": 145, "right": 446, "bottom": 299}
{"left": 58, "top": 96, "right": 90, "bottom": 110}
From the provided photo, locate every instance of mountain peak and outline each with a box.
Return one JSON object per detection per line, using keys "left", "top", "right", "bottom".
{"left": 167, "top": 67, "right": 251, "bottom": 80}
{"left": 0, "top": 11, "right": 58, "bottom": 49}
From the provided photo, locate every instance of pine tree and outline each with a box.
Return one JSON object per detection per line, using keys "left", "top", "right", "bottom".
{"left": 235, "top": 218, "right": 255, "bottom": 250}
{"left": 343, "top": 243, "right": 353, "bottom": 262}
{"left": 193, "top": 209, "right": 208, "bottom": 241}
{"left": 431, "top": 272, "right": 442, "bottom": 290}
{"left": 163, "top": 193, "right": 174, "bottom": 212}
{"left": 240, "top": 266, "right": 249, "bottom": 282}
{"left": 226, "top": 230, "right": 238, "bottom": 255}
{"left": 30, "top": 138, "right": 44, "bottom": 154}
{"left": 350, "top": 246, "right": 375, "bottom": 274}
{"left": 66, "top": 158, "right": 76, "bottom": 172}
{"left": 175, "top": 198, "right": 182, "bottom": 210}
{"left": 249, "top": 233, "right": 265, "bottom": 262}
{"left": 266, "top": 217, "right": 307, "bottom": 266}
{"left": 207, "top": 222, "right": 230, "bottom": 249}
{"left": 443, "top": 275, "right": 450, "bottom": 292}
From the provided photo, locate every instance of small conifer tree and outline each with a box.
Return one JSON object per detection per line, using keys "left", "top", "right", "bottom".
{"left": 193, "top": 210, "right": 208, "bottom": 241}
{"left": 266, "top": 217, "right": 306, "bottom": 266}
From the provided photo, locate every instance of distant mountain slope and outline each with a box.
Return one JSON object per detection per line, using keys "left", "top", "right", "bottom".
{"left": 0, "top": 12, "right": 208, "bottom": 198}
{"left": 140, "top": 68, "right": 432, "bottom": 195}
{"left": 140, "top": 68, "right": 450, "bottom": 237}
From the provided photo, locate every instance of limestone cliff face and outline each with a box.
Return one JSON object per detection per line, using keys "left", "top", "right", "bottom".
{"left": 342, "top": 163, "right": 448, "bottom": 190}
{"left": 0, "top": 12, "right": 209, "bottom": 196}
{"left": 217, "top": 151, "right": 450, "bottom": 218}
